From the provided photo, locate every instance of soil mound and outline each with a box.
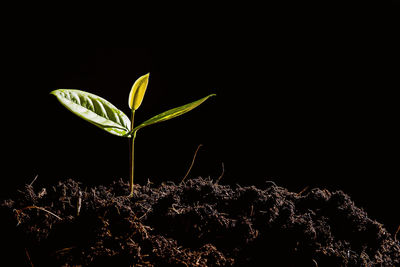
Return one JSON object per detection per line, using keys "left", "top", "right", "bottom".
{"left": 1, "top": 178, "right": 399, "bottom": 266}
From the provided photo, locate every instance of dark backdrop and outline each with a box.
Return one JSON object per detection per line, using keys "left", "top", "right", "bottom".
{"left": 2, "top": 4, "right": 399, "bottom": 233}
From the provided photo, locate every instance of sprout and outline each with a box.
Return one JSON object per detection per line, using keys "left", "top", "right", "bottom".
{"left": 51, "top": 74, "right": 215, "bottom": 196}
{"left": 128, "top": 73, "right": 149, "bottom": 110}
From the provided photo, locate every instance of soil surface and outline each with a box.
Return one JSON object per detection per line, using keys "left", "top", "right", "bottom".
{"left": 1, "top": 178, "right": 399, "bottom": 266}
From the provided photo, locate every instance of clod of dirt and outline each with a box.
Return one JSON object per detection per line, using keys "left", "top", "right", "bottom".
{"left": 1, "top": 178, "right": 399, "bottom": 266}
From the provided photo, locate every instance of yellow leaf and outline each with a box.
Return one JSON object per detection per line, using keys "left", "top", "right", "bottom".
{"left": 128, "top": 73, "right": 150, "bottom": 110}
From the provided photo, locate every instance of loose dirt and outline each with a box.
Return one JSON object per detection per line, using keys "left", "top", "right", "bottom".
{"left": 1, "top": 178, "right": 399, "bottom": 266}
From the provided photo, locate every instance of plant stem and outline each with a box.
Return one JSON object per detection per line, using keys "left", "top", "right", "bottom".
{"left": 129, "top": 110, "right": 136, "bottom": 197}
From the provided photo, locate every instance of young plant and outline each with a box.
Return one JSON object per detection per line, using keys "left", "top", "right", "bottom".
{"left": 51, "top": 73, "right": 215, "bottom": 196}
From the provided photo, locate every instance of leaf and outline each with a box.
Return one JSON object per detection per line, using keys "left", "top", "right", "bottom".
{"left": 133, "top": 94, "right": 216, "bottom": 133}
{"left": 128, "top": 73, "right": 150, "bottom": 110}
{"left": 51, "top": 89, "right": 131, "bottom": 137}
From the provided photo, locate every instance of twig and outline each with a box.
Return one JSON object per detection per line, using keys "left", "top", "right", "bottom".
{"left": 196, "top": 255, "right": 202, "bottom": 265}
{"left": 265, "top": 180, "right": 278, "bottom": 187}
{"left": 312, "top": 259, "right": 318, "bottom": 267}
{"left": 250, "top": 204, "right": 254, "bottom": 217}
{"left": 146, "top": 178, "right": 153, "bottom": 187}
{"left": 20, "top": 206, "right": 62, "bottom": 220}
{"left": 25, "top": 248, "right": 34, "bottom": 267}
{"left": 216, "top": 162, "right": 225, "bottom": 184}
{"left": 181, "top": 144, "right": 203, "bottom": 184}
{"left": 77, "top": 190, "right": 82, "bottom": 216}
{"left": 55, "top": 246, "right": 76, "bottom": 254}
{"left": 395, "top": 224, "right": 400, "bottom": 242}
{"left": 38, "top": 188, "right": 47, "bottom": 198}
{"left": 29, "top": 175, "right": 39, "bottom": 186}
{"left": 139, "top": 207, "right": 152, "bottom": 220}
{"left": 297, "top": 186, "right": 309, "bottom": 196}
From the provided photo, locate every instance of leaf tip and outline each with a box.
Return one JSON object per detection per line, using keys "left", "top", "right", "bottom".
{"left": 205, "top": 93, "right": 216, "bottom": 100}
{"left": 50, "top": 90, "right": 65, "bottom": 98}
{"left": 129, "top": 73, "right": 150, "bottom": 110}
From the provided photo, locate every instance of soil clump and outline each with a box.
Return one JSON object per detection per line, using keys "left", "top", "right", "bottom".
{"left": 1, "top": 178, "right": 399, "bottom": 266}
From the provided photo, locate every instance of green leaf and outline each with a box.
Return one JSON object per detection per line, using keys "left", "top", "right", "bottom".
{"left": 51, "top": 89, "right": 131, "bottom": 137}
{"left": 128, "top": 73, "right": 150, "bottom": 110}
{"left": 133, "top": 94, "right": 216, "bottom": 133}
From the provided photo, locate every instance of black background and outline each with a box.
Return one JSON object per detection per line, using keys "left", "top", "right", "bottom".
{"left": 2, "top": 2, "right": 399, "bottom": 233}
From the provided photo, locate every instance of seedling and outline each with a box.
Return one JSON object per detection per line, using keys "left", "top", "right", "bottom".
{"left": 51, "top": 73, "right": 215, "bottom": 196}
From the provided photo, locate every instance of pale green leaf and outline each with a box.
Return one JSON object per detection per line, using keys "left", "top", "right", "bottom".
{"left": 133, "top": 94, "right": 216, "bottom": 133}
{"left": 51, "top": 89, "right": 131, "bottom": 137}
{"left": 128, "top": 73, "right": 150, "bottom": 110}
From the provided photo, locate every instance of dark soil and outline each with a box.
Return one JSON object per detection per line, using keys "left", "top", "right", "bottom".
{"left": 1, "top": 178, "right": 399, "bottom": 266}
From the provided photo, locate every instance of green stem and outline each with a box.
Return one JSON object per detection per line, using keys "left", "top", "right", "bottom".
{"left": 129, "top": 110, "right": 136, "bottom": 197}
